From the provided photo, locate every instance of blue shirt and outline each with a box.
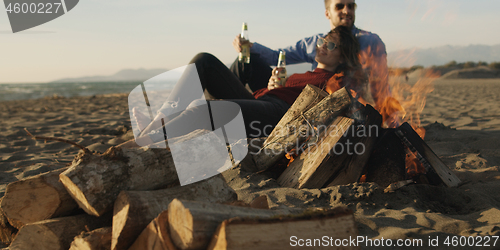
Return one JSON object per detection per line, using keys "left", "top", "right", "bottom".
{"left": 250, "top": 26, "right": 387, "bottom": 69}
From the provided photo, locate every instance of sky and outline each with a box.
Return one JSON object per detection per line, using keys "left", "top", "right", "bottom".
{"left": 1, "top": 0, "right": 499, "bottom": 83}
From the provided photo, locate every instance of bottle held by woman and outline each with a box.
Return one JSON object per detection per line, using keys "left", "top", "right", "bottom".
{"left": 274, "top": 51, "right": 287, "bottom": 86}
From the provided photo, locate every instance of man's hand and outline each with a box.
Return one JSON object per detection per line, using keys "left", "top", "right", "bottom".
{"left": 232, "top": 35, "right": 253, "bottom": 53}
{"left": 267, "top": 67, "right": 286, "bottom": 90}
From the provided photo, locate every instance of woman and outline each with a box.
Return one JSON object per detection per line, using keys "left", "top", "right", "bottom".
{"left": 123, "top": 25, "right": 364, "bottom": 147}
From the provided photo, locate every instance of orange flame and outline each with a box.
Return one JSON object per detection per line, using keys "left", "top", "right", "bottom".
{"left": 358, "top": 45, "right": 437, "bottom": 139}
{"left": 405, "top": 149, "right": 426, "bottom": 178}
{"left": 359, "top": 45, "right": 438, "bottom": 177}
{"left": 285, "top": 149, "right": 298, "bottom": 167}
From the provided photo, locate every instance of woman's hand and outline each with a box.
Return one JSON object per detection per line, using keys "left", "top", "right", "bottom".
{"left": 232, "top": 35, "right": 253, "bottom": 53}
{"left": 267, "top": 67, "right": 286, "bottom": 90}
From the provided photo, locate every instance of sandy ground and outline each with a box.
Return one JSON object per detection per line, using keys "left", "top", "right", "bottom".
{"left": 1, "top": 79, "right": 500, "bottom": 249}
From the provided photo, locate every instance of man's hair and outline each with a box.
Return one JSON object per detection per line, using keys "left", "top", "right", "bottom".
{"left": 326, "top": 26, "right": 360, "bottom": 69}
{"left": 324, "top": 0, "right": 356, "bottom": 9}
{"left": 324, "top": 0, "right": 331, "bottom": 9}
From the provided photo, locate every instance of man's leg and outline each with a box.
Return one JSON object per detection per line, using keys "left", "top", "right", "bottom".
{"left": 229, "top": 53, "right": 273, "bottom": 92}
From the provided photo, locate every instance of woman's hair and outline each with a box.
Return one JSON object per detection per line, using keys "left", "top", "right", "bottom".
{"left": 325, "top": 25, "right": 360, "bottom": 70}
{"left": 324, "top": 26, "right": 371, "bottom": 102}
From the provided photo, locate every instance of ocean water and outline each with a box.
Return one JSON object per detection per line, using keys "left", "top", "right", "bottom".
{"left": 0, "top": 81, "right": 176, "bottom": 101}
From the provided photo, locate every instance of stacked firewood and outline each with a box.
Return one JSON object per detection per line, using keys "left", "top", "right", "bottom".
{"left": 252, "top": 85, "right": 461, "bottom": 190}
{"left": 0, "top": 125, "right": 358, "bottom": 250}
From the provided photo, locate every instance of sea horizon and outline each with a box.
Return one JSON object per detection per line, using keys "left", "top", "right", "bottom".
{"left": 0, "top": 81, "right": 173, "bottom": 102}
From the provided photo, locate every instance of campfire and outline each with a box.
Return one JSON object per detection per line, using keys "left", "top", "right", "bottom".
{"left": 254, "top": 48, "right": 460, "bottom": 191}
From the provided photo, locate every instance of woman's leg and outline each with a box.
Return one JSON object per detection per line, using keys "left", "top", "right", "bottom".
{"left": 147, "top": 96, "right": 290, "bottom": 142}
{"left": 190, "top": 53, "right": 255, "bottom": 99}
{"left": 139, "top": 53, "right": 255, "bottom": 136}
{"left": 229, "top": 53, "right": 273, "bottom": 92}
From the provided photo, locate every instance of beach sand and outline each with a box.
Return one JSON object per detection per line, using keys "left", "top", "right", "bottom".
{"left": 1, "top": 79, "right": 500, "bottom": 249}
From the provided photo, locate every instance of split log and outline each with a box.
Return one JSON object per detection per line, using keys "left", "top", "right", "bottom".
{"left": 128, "top": 210, "right": 178, "bottom": 250}
{"left": 8, "top": 213, "right": 112, "bottom": 250}
{"left": 111, "top": 174, "right": 236, "bottom": 250}
{"left": 1, "top": 168, "right": 79, "bottom": 229}
{"left": 326, "top": 105, "right": 383, "bottom": 186}
{"left": 168, "top": 199, "right": 303, "bottom": 250}
{"left": 253, "top": 85, "right": 347, "bottom": 171}
{"left": 208, "top": 207, "right": 358, "bottom": 250}
{"left": 277, "top": 116, "right": 354, "bottom": 189}
{"left": 395, "top": 122, "right": 461, "bottom": 187}
{"left": 69, "top": 227, "right": 112, "bottom": 250}
{"left": 0, "top": 198, "right": 17, "bottom": 245}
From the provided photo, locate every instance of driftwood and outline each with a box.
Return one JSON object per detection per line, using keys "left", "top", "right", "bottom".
{"left": 207, "top": 207, "right": 358, "bottom": 250}
{"left": 0, "top": 198, "right": 17, "bottom": 245}
{"left": 278, "top": 116, "right": 354, "bottom": 188}
{"left": 1, "top": 168, "right": 79, "bottom": 229}
{"left": 69, "top": 227, "right": 112, "bottom": 250}
{"left": 8, "top": 213, "right": 112, "bottom": 250}
{"left": 128, "top": 210, "right": 178, "bottom": 250}
{"left": 59, "top": 145, "right": 179, "bottom": 217}
{"left": 395, "top": 122, "right": 461, "bottom": 187}
{"left": 167, "top": 199, "right": 302, "bottom": 250}
{"left": 59, "top": 129, "right": 233, "bottom": 217}
{"left": 128, "top": 195, "right": 269, "bottom": 250}
{"left": 254, "top": 87, "right": 352, "bottom": 172}
{"left": 111, "top": 175, "right": 237, "bottom": 250}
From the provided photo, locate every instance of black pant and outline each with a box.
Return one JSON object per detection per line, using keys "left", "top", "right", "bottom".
{"left": 229, "top": 53, "right": 273, "bottom": 92}
{"left": 153, "top": 53, "right": 290, "bottom": 140}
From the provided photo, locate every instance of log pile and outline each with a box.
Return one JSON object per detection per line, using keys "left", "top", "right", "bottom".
{"left": 0, "top": 85, "right": 461, "bottom": 249}
{"left": 252, "top": 85, "right": 461, "bottom": 189}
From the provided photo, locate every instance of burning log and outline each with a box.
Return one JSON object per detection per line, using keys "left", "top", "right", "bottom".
{"left": 128, "top": 210, "right": 178, "bottom": 250}
{"left": 8, "top": 213, "right": 112, "bottom": 250}
{"left": 111, "top": 175, "right": 237, "bottom": 250}
{"left": 357, "top": 128, "right": 407, "bottom": 188}
{"left": 69, "top": 227, "right": 112, "bottom": 250}
{"left": 254, "top": 87, "right": 352, "bottom": 172}
{"left": 1, "top": 168, "right": 79, "bottom": 229}
{"left": 277, "top": 116, "right": 354, "bottom": 189}
{"left": 207, "top": 207, "right": 357, "bottom": 250}
{"left": 325, "top": 105, "right": 383, "bottom": 186}
{"left": 395, "top": 122, "right": 461, "bottom": 187}
{"left": 167, "top": 199, "right": 303, "bottom": 250}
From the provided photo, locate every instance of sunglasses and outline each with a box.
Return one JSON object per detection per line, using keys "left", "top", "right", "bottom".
{"left": 334, "top": 2, "right": 357, "bottom": 11}
{"left": 317, "top": 38, "right": 337, "bottom": 51}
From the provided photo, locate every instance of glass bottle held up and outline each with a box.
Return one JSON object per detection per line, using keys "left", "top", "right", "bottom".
{"left": 238, "top": 22, "right": 250, "bottom": 64}
{"left": 275, "top": 51, "right": 287, "bottom": 86}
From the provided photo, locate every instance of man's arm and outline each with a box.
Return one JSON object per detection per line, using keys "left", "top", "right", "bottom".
{"left": 250, "top": 34, "right": 323, "bottom": 68}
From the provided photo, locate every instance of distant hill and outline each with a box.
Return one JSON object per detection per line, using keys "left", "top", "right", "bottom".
{"left": 441, "top": 66, "right": 500, "bottom": 79}
{"left": 388, "top": 44, "right": 500, "bottom": 68}
{"left": 51, "top": 68, "right": 168, "bottom": 83}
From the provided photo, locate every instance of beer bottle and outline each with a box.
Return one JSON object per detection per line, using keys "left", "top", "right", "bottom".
{"left": 275, "top": 51, "right": 287, "bottom": 86}
{"left": 238, "top": 22, "right": 250, "bottom": 64}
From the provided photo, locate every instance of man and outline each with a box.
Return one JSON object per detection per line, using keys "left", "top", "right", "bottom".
{"left": 230, "top": 0, "right": 389, "bottom": 105}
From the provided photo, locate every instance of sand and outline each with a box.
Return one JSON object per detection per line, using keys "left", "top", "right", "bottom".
{"left": 1, "top": 79, "right": 500, "bottom": 249}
